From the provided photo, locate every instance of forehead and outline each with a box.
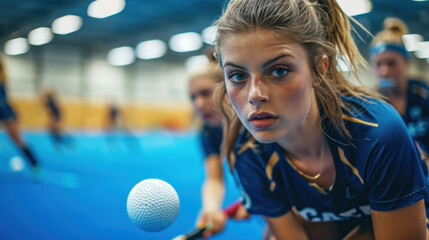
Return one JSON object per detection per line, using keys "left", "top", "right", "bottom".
{"left": 218, "top": 29, "right": 306, "bottom": 65}
{"left": 189, "top": 77, "right": 217, "bottom": 90}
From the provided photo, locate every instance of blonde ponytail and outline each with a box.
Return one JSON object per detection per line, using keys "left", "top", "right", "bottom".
{"left": 317, "top": 0, "right": 369, "bottom": 72}
{"left": 372, "top": 17, "right": 408, "bottom": 46}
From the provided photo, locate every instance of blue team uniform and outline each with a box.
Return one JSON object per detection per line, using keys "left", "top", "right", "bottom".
{"left": 0, "top": 83, "right": 16, "bottom": 122}
{"left": 402, "top": 80, "right": 429, "bottom": 155}
{"left": 200, "top": 124, "right": 222, "bottom": 158}
{"left": 45, "top": 95, "right": 61, "bottom": 121}
{"left": 233, "top": 95, "right": 429, "bottom": 231}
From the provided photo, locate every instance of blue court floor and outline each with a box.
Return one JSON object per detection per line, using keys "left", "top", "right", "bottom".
{"left": 0, "top": 130, "right": 265, "bottom": 240}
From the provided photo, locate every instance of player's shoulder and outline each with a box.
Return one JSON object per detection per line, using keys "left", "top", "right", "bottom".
{"left": 409, "top": 79, "right": 429, "bottom": 88}
{"left": 341, "top": 95, "right": 406, "bottom": 139}
{"left": 343, "top": 95, "right": 400, "bottom": 123}
{"left": 409, "top": 79, "right": 429, "bottom": 100}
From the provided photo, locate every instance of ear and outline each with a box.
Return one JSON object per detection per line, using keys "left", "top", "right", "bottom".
{"left": 319, "top": 54, "right": 329, "bottom": 77}
{"left": 314, "top": 54, "right": 329, "bottom": 87}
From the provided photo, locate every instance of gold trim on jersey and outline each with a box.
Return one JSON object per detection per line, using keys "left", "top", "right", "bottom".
{"left": 308, "top": 182, "right": 333, "bottom": 194}
{"left": 338, "top": 147, "right": 364, "bottom": 184}
{"left": 266, "top": 152, "right": 279, "bottom": 180}
{"left": 270, "top": 182, "right": 276, "bottom": 191}
{"left": 412, "top": 84, "right": 428, "bottom": 99}
{"left": 266, "top": 152, "right": 280, "bottom": 192}
{"left": 237, "top": 137, "right": 258, "bottom": 155}
{"left": 342, "top": 115, "right": 379, "bottom": 127}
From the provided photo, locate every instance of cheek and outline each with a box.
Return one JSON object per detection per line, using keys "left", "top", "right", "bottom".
{"left": 283, "top": 78, "right": 311, "bottom": 104}
{"left": 375, "top": 66, "right": 384, "bottom": 75}
{"left": 201, "top": 96, "right": 212, "bottom": 107}
{"left": 226, "top": 83, "right": 246, "bottom": 114}
{"left": 206, "top": 96, "right": 216, "bottom": 112}
{"left": 398, "top": 64, "right": 408, "bottom": 74}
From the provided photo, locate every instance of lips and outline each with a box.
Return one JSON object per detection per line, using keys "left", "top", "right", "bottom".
{"left": 248, "top": 112, "right": 278, "bottom": 129}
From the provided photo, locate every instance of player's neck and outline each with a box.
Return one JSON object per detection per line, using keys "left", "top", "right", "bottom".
{"left": 280, "top": 131, "right": 325, "bottom": 162}
{"left": 277, "top": 100, "right": 323, "bottom": 160}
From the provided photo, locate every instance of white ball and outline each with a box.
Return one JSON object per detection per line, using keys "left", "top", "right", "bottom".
{"left": 9, "top": 156, "right": 24, "bottom": 172}
{"left": 127, "top": 179, "right": 180, "bottom": 232}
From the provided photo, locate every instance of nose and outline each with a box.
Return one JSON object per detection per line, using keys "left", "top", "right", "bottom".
{"left": 248, "top": 76, "right": 268, "bottom": 106}
{"left": 377, "top": 64, "right": 390, "bottom": 78}
{"left": 194, "top": 96, "right": 205, "bottom": 111}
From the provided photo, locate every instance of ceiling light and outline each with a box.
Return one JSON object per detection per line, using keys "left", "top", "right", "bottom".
{"left": 52, "top": 15, "right": 83, "bottom": 35}
{"left": 402, "top": 34, "right": 423, "bottom": 52}
{"left": 413, "top": 0, "right": 428, "bottom": 2}
{"left": 88, "top": 0, "right": 125, "bottom": 19}
{"left": 4, "top": 38, "right": 30, "bottom": 55}
{"left": 337, "top": 0, "right": 372, "bottom": 16}
{"left": 415, "top": 41, "right": 429, "bottom": 59}
{"left": 202, "top": 26, "right": 217, "bottom": 45}
{"left": 185, "top": 55, "right": 209, "bottom": 73}
{"left": 136, "top": 40, "right": 167, "bottom": 60}
{"left": 28, "top": 27, "right": 53, "bottom": 46}
{"left": 108, "top": 46, "right": 135, "bottom": 66}
{"left": 169, "top": 32, "right": 203, "bottom": 53}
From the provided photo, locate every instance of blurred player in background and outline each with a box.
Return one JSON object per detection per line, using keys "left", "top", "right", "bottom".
{"left": 0, "top": 53, "right": 41, "bottom": 178}
{"left": 189, "top": 49, "right": 245, "bottom": 238}
{"left": 371, "top": 17, "right": 429, "bottom": 162}
{"left": 41, "top": 87, "right": 73, "bottom": 149}
{"left": 106, "top": 102, "right": 121, "bottom": 131}
{"left": 105, "top": 101, "right": 140, "bottom": 152}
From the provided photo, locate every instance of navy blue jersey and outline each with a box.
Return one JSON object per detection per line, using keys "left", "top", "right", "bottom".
{"left": 403, "top": 80, "right": 429, "bottom": 155}
{"left": 0, "top": 83, "right": 16, "bottom": 121}
{"left": 200, "top": 124, "right": 222, "bottom": 158}
{"left": 233, "top": 96, "right": 429, "bottom": 223}
{"left": 45, "top": 95, "right": 61, "bottom": 120}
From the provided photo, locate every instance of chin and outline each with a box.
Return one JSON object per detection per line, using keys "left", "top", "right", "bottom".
{"left": 248, "top": 129, "right": 281, "bottom": 144}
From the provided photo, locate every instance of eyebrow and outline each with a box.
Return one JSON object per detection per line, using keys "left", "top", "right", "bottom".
{"left": 223, "top": 54, "right": 295, "bottom": 70}
{"left": 223, "top": 62, "right": 246, "bottom": 70}
{"left": 263, "top": 54, "right": 295, "bottom": 68}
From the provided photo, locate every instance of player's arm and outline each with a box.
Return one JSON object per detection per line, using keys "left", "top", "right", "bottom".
{"left": 265, "top": 211, "right": 309, "bottom": 240}
{"left": 202, "top": 154, "right": 224, "bottom": 211}
{"left": 371, "top": 199, "right": 427, "bottom": 240}
{"left": 200, "top": 154, "right": 226, "bottom": 235}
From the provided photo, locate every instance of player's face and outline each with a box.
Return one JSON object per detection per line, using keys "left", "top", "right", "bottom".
{"left": 372, "top": 51, "right": 408, "bottom": 87}
{"left": 189, "top": 77, "right": 220, "bottom": 127}
{"left": 219, "top": 29, "right": 318, "bottom": 143}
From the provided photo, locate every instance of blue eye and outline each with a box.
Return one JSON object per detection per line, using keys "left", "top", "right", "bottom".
{"left": 230, "top": 73, "right": 247, "bottom": 82}
{"left": 271, "top": 68, "right": 289, "bottom": 77}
